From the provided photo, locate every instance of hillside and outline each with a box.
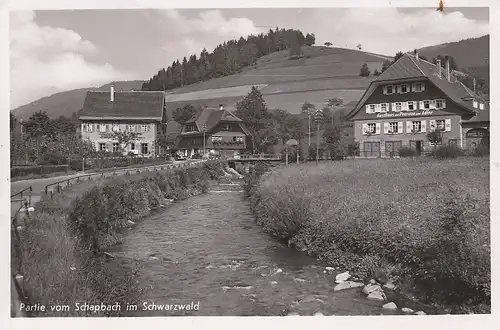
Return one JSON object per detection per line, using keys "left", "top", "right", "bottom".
{"left": 12, "top": 46, "right": 386, "bottom": 120}
{"left": 12, "top": 81, "right": 144, "bottom": 120}
{"left": 417, "top": 35, "right": 489, "bottom": 70}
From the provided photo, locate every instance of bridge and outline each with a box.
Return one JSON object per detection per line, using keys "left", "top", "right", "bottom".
{"left": 227, "top": 154, "right": 282, "bottom": 162}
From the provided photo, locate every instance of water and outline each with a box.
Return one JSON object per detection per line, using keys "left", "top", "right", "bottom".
{"left": 108, "top": 179, "right": 418, "bottom": 316}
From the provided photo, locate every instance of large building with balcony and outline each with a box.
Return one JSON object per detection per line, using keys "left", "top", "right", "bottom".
{"left": 79, "top": 87, "right": 179, "bottom": 157}
{"left": 176, "top": 105, "right": 253, "bottom": 157}
{"left": 345, "top": 52, "right": 489, "bottom": 157}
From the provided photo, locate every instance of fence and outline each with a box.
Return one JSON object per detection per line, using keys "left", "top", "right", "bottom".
{"left": 44, "top": 159, "right": 207, "bottom": 200}
{"left": 229, "top": 154, "right": 282, "bottom": 161}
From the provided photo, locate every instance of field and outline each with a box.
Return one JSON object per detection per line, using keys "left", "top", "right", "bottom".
{"left": 246, "top": 157, "right": 490, "bottom": 313}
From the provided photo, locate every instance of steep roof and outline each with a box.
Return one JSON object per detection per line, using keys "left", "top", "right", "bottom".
{"left": 80, "top": 91, "right": 165, "bottom": 119}
{"left": 181, "top": 107, "right": 251, "bottom": 136}
{"left": 346, "top": 53, "right": 486, "bottom": 120}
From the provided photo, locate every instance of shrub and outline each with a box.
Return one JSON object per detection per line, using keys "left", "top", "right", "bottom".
{"left": 398, "top": 146, "right": 417, "bottom": 157}
{"left": 470, "top": 145, "right": 490, "bottom": 157}
{"left": 11, "top": 165, "right": 69, "bottom": 178}
{"left": 433, "top": 144, "right": 465, "bottom": 159}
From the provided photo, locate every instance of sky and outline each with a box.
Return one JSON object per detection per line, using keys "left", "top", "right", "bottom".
{"left": 9, "top": 7, "right": 489, "bottom": 109}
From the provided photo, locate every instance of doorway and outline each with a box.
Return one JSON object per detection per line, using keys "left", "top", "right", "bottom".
{"left": 410, "top": 140, "right": 423, "bottom": 156}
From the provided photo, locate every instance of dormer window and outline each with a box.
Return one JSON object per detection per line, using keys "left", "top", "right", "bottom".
{"left": 479, "top": 103, "right": 484, "bottom": 110}
{"left": 222, "top": 124, "right": 232, "bottom": 131}
{"left": 383, "top": 85, "right": 395, "bottom": 95}
{"left": 413, "top": 82, "right": 425, "bottom": 92}
{"left": 473, "top": 101, "right": 478, "bottom": 108}
{"left": 400, "top": 84, "right": 409, "bottom": 93}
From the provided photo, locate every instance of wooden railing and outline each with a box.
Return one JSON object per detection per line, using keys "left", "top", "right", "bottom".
{"left": 228, "top": 154, "right": 282, "bottom": 161}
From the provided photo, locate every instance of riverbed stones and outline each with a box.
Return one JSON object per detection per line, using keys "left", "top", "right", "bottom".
{"left": 325, "top": 266, "right": 335, "bottom": 272}
{"left": 334, "top": 281, "right": 364, "bottom": 292}
{"left": 382, "top": 302, "right": 398, "bottom": 311}
{"left": 401, "top": 307, "right": 414, "bottom": 314}
{"left": 362, "top": 283, "right": 382, "bottom": 295}
{"left": 335, "top": 271, "right": 351, "bottom": 283}
{"left": 383, "top": 281, "right": 397, "bottom": 290}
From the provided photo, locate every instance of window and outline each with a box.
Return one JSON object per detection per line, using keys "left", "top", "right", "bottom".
{"left": 99, "top": 143, "right": 106, "bottom": 152}
{"left": 436, "top": 120, "right": 445, "bottom": 130}
{"left": 112, "top": 125, "right": 119, "bottom": 132}
{"left": 381, "top": 103, "right": 388, "bottom": 112}
{"left": 414, "top": 83, "right": 424, "bottom": 92}
{"left": 389, "top": 122, "right": 399, "bottom": 133}
{"left": 142, "top": 124, "right": 150, "bottom": 132}
{"left": 473, "top": 101, "right": 478, "bottom": 108}
{"left": 130, "top": 143, "right": 135, "bottom": 150}
{"left": 87, "top": 124, "right": 94, "bottom": 133}
{"left": 367, "top": 123, "right": 376, "bottom": 134}
{"left": 436, "top": 99, "right": 445, "bottom": 109}
{"left": 363, "top": 142, "right": 380, "bottom": 157}
{"left": 141, "top": 143, "right": 148, "bottom": 154}
{"left": 412, "top": 121, "right": 422, "bottom": 132}
{"left": 479, "top": 103, "right": 484, "bottom": 110}
{"left": 98, "top": 124, "right": 106, "bottom": 133}
{"left": 211, "top": 136, "right": 222, "bottom": 142}
{"left": 369, "top": 104, "right": 375, "bottom": 113}
{"left": 400, "top": 84, "right": 408, "bottom": 93}
{"left": 105, "top": 124, "right": 110, "bottom": 132}
{"left": 423, "top": 100, "right": 430, "bottom": 109}
{"left": 233, "top": 136, "right": 244, "bottom": 142}
{"left": 112, "top": 143, "right": 119, "bottom": 152}
{"left": 185, "top": 124, "right": 196, "bottom": 132}
{"left": 386, "top": 141, "right": 402, "bottom": 156}
{"left": 222, "top": 124, "right": 231, "bottom": 131}
{"left": 386, "top": 85, "right": 394, "bottom": 94}
{"left": 407, "top": 101, "right": 416, "bottom": 111}
{"left": 395, "top": 102, "right": 402, "bottom": 111}
{"left": 128, "top": 125, "right": 135, "bottom": 132}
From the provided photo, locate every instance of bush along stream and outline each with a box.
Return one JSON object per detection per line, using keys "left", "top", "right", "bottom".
{"left": 13, "top": 160, "right": 230, "bottom": 317}
{"left": 244, "top": 161, "right": 490, "bottom": 315}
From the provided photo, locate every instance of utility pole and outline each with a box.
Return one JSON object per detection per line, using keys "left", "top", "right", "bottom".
{"left": 202, "top": 123, "right": 207, "bottom": 155}
{"left": 180, "top": 67, "right": 184, "bottom": 87}
{"left": 314, "top": 109, "right": 324, "bottom": 165}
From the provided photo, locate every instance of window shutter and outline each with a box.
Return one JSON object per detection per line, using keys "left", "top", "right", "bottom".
{"left": 375, "top": 123, "right": 381, "bottom": 135}
{"left": 396, "top": 85, "right": 401, "bottom": 93}
{"left": 384, "top": 122, "right": 389, "bottom": 134}
{"left": 383, "top": 86, "right": 387, "bottom": 95}
{"left": 362, "top": 123, "right": 367, "bottom": 135}
{"left": 421, "top": 120, "right": 427, "bottom": 132}
{"left": 429, "top": 120, "right": 436, "bottom": 130}
{"left": 398, "top": 122, "right": 403, "bottom": 134}
{"left": 365, "top": 105, "right": 371, "bottom": 113}
{"left": 411, "top": 83, "right": 416, "bottom": 92}
{"left": 392, "top": 103, "right": 399, "bottom": 112}
{"left": 421, "top": 83, "right": 425, "bottom": 91}
{"left": 402, "top": 102, "right": 408, "bottom": 111}
{"left": 419, "top": 101, "right": 424, "bottom": 110}
{"left": 430, "top": 100, "right": 437, "bottom": 110}
{"left": 445, "top": 119, "right": 451, "bottom": 132}
{"left": 374, "top": 104, "right": 380, "bottom": 113}
{"left": 406, "top": 121, "right": 412, "bottom": 133}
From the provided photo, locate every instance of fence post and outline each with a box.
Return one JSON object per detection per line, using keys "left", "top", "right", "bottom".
{"left": 50, "top": 190, "right": 53, "bottom": 200}
{"left": 57, "top": 184, "right": 60, "bottom": 193}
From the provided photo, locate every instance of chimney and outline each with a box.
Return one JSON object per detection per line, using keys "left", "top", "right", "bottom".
{"left": 414, "top": 49, "right": 419, "bottom": 61}
{"left": 110, "top": 85, "right": 115, "bottom": 102}
{"left": 445, "top": 56, "right": 451, "bottom": 82}
{"left": 219, "top": 104, "right": 224, "bottom": 110}
{"left": 436, "top": 58, "right": 442, "bottom": 78}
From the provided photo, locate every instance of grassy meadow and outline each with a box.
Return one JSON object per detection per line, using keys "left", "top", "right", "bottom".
{"left": 246, "top": 157, "right": 490, "bottom": 313}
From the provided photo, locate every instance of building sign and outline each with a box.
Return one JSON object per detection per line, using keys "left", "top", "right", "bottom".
{"left": 376, "top": 110, "right": 435, "bottom": 118}
{"left": 466, "top": 128, "right": 489, "bottom": 138}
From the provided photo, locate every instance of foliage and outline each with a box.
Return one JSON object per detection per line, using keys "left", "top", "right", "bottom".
{"left": 142, "top": 28, "right": 315, "bottom": 91}
{"left": 398, "top": 146, "right": 417, "bottom": 157}
{"left": 469, "top": 145, "right": 490, "bottom": 157}
{"left": 11, "top": 165, "right": 69, "bottom": 178}
{"left": 393, "top": 51, "right": 404, "bottom": 63}
{"left": 99, "top": 131, "right": 143, "bottom": 153}
{"left": 381, "top": 60, "right": 392, "bottom": 73}
{"left": 172, "top": 104, "right": 200, "bottom": 123}
{"left": 324, "top": 42, "right": 332, "bottom": 47}
{"left": 246, "top": 158, "right": 490, "bottom": 312}
{"left": 373, "top": 69, "right": 380, "bottom": 76}
{"left": 432, "top": 144, "right": 465, "bottom": 159}
{"left": 359, "top": 63, "right": 370, "bottom": 77}
{"left": 432, "top": 54, "right": 459, "bottom": 71}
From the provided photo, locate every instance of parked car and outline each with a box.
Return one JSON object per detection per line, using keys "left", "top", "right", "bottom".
{"left": 174, "top": 153, "right": 186, "bottom": 161}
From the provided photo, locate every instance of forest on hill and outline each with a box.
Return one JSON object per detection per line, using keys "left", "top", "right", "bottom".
{"left": 142, "top": 28, "right": 316, "bottom": 91}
